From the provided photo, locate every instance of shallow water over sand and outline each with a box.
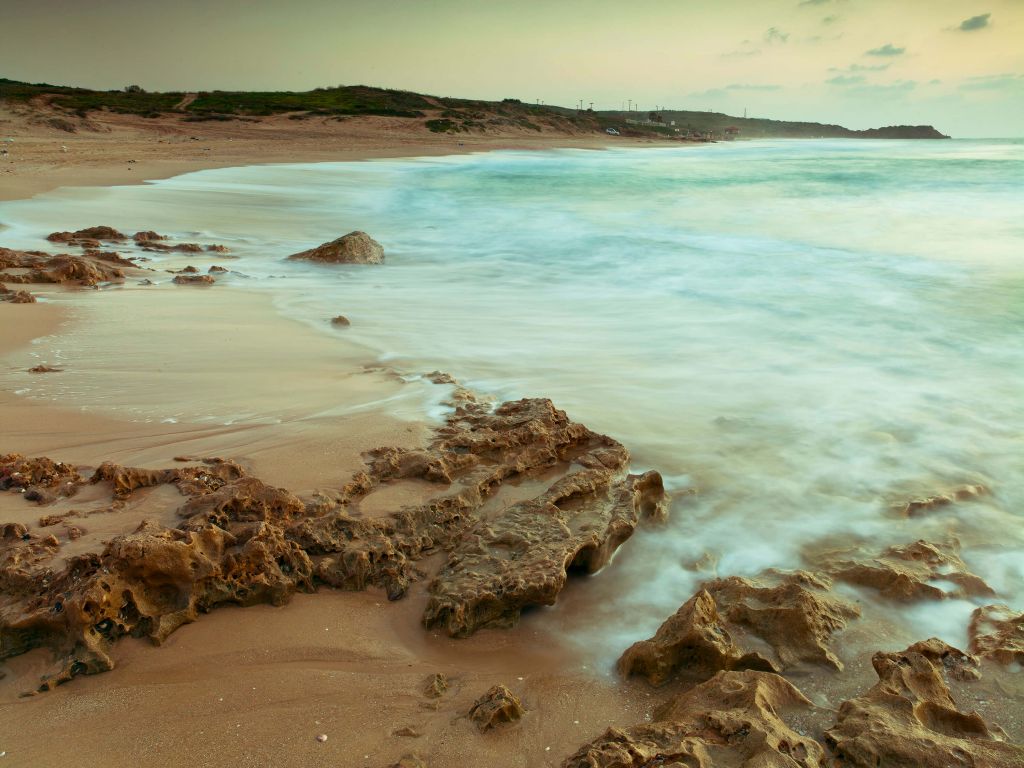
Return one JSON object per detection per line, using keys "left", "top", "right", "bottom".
{"left": 2, "top": 139, "right": 1022, "bottom": 663}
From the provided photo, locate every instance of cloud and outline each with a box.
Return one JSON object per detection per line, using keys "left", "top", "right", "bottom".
{"left": 829, "top": 63, "right": 891, "bottom": 73}
{"left": 690, "top": 83, "right": 783, "bottom": 99}
{"left": 721, "top": 48, "right": 762, "bottom": 59}
{"left": 764, "top": 27, "right": 790, "bottom": 44}
{"left": 959, "top": 73, "right": 1024, "bottom": 91}
{"left": 847, "top": 80, "right": 918, "bottom": 97}
{"left": 866, "top": 43, "right": 906, "bottom": 56}
{"left": 827, "top": 75, "right": 866, "bottom": 85}
{"left": 798, "top": 0, "right": 830, "bottom": 6}
{"left": 958, "top": 13, "right": 991, "bottom": 31}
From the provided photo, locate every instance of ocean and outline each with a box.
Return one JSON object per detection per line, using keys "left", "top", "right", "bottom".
{"left": 2, "top": 138, "right": 1022, "bottom": 664}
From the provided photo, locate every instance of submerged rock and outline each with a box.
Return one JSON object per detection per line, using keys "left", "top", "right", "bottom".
{"left": 825, "top": 639, "right": 1023, "bottom": 767}
{"left": 817, "top": 539, "right": 994, "bottom": 601}
{"left": 564, "top": 670, "right": 824, "bottom": 767}
{"left": 467, "top": 685, "right": 524, "bottom": 732}
{"left": 330, "top": 315, "right": 351, "bottom": 327}
{"left": 172, "top": 274, "right": 215, "bottom": 286}
{"left": 898, "top": 483, "right": 989, "bottom": 517}
{"left": 0, "top": 285, "right": 36, "bottom": 303}
{"left": 47, "top": 226, "right": 126, "bottom": 245}
{"left": 619, "top": 571, "right": 858, "bottom": 686}
{"left": 133, "top": 231, "right": 166, "bottom": 243}
{"left": 27, "top": 365, "right": 62, "bottom": 373}
{"left": 969, "top": 605, "right": 1024, "bottom": 665}
{"left": 288, "top": 231, "right": 385, "bottom": 264}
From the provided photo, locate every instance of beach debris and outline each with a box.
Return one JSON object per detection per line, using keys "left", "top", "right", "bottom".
{"left": 467, "top": 685, "right": 524, "bottom": 732}
{"left": 565, "top": 670, "right": 824, "bottom": 768}
{"left": 619, "top": 570, "right": 859, "bottom": 687}
{"left": 897, "top": 483, "right": 990, "bottom": 517}
{"left": 288, "top": 230, "right": 385, "bottom": 265}
{"left": 330, "top": 315, "right": 350, "bottom": 327}
{"left": 969, "top": 604, "right": 1024, "bottom": 665}
{"left": 172, "top": 274, "right": 215, "bottom": 286}
{"left": 814, "top": 539, "right": 995, "bottom": 601}
{"left": 422, "top": 673, "right": 449, "bottom": 698}
{"left": 825, "top": 639, "right": 1022, "bottom": 767}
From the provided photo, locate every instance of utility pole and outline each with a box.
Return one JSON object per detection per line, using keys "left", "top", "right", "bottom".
{"left": 628, "top": 99, "right": 632, "bottom": 111}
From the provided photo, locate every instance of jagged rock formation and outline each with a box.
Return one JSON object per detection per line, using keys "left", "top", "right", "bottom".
{"left": 563, "top": 670, "right": 825, "bottom": 767}
{"left": 969, "top": 605, "right": 1024, "bottom": 665}
{"left": 172, "top": 274, "right": 215, "bottom": 285}
{"left": 816, "top": 539, "right": 994, "bottom": 601}
{"left": 0, "top": 284, "right": 36, "bottom": 303}
{"left": 0, "top": 396, "right": 664, "bottom": 691}
{"left": 898, "top": 484, "right": 989, "bottom": 517}
{"left": 825, "top": 639, "right": 1023, "bottom": 767}
{"left": 0, "top": 246, "right": 126, "bottom": 287}
{"left": 288, "top": 231, "right": 385, "bottom": 264}
{"left": 619, "top": 571, "right": 858, "bottom": 686}
{"left": 47, "top": 226, "right": 127, "bottom": 246}
{"left": 133, "top": 230, "right": 166, "bottom": 243}
{"left": 467, "top": 684, "right": 524, "bottom": 732}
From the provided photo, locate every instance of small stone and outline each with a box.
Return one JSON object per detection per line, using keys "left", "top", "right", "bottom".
{"left": 330, "top": 315, "right": 351, "bottom": 327}
{"left": 316, "top": 734, "right": 328, "bottom": 743}
{"left": 467, "top": 684, "right": 524, "bottom": 732}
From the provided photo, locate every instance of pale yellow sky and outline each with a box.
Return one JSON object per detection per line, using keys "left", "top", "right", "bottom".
{"left": 3, "top": 0, "right": 1022, "bottom": 136}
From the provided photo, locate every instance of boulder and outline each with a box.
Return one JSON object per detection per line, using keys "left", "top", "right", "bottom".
{"left": 467, "top": 685, "right": 524, "bottom": 732}
{"left": 172, "top": 274, "right": 215, "bottom": 286}
{"left": 969, "top": 605, "right": 1024, "bottom": 665}
{"left": 288, "top": 231, "right": 385, "bottom": 264}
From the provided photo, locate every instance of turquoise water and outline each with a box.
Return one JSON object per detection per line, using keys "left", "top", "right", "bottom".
{"left": 2, "top": 139, "right": 1022, "bottom": 659}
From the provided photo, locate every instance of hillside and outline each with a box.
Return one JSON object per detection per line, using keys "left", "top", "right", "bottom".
{"left": 0, "top": 79, "right": 949, "bottom": 140}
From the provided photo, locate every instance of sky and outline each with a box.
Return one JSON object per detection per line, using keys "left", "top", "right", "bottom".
{"left": 2, "top": 0, "right": 1023, "bottom": 137}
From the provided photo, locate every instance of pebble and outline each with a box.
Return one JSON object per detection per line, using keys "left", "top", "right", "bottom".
{"left": 316, "top": 734, "right": 328, "bottom": 743}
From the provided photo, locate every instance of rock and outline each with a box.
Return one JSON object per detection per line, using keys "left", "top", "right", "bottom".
{"left": 177, "top": 265, "right": 199, "bottom": 274}
{"left": 315, "top": 734, "right": 327, "bottom": 743}
{"left": 0, "top": 247, "right": 124, "bottom": 287}
{"left": 467, "top": 685, "right": 524, "bottom": 732}
{"left": 564, "top": 670, "right": 825, "bottom": 768}
{"left": 83, "top": 251, "right": 138, "bottom": 268}
{"left": 898, "top": 484, "right": 989, "bottom": 516}
{"left": 288, "top": 231, "right": 385, "bottom": 264}
{"left": 423, "top": 673, "right": 449, "bottom": 698}
{"left": 0, "top": 454, "right": 83, "bottom": 495}
{"left": 330, "top": 315, "right": 351, "bottom": 327}
{"left": 619, "top": 571, "right": 858, "bottom": 686}
{"left": 825, "top": 639, "right": 1023, "bottom": 767}
{"left": 27, "top": 365, "right": 62, "bottom": 373}
{"left": 969, "top": 605, "right": 1024, "bottom": 665}
{"left": 47, "top": 226, "right": 126, "bottom": 244}
{"left": 208, "top": 265, "right": 228, "bottom": 273}
{"left": 133, "top": 231, "right": 166, "bottom": 243}
{"left": 392, "top": 726, "right": 422, "bottom": 738}
{"left": 0, "top": 285, "right": 35, "bottom": 303}
{"left": 206, "top": 245, "right": 230, "bottom": 253}
{"left": 171, "top": 243, "right": 204, "bottom": 253}
{"left": 172, "top": 274, "right": 215, "bottom": 286}
{"left": 817, "top": 539, "right": 994, "bottom": 601}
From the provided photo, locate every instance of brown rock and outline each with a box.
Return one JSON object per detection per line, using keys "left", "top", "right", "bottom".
{"left": 0, "top": 285, "right": 36, "bottom": 303}
{"left": 27, "top": 365, "right": 62, "bottom": 373}
{"left": 172, "top": 274, "right": 215, "bottom": 286}
{"left": 819, "top": 539, "right": 994, "bottom": 601}
{"left": 0, "top": 454, "right": 83, "bottom": 494}
{"left": 423, "top": 672, "right": 449, "bottom": 698}
{"left": 171, "top": 243, "right": 204, "bottom": 253}
{"left": 899, "top": 483, "right": 989, "bottom": 516}
{"left": 467, "top": 685, "right": 524, "bottom": 732}
{"left": 969, "top": 605, "right": 1024, "bottom": 665}
{"left": 330, "top": 315, "right": 351, "bottom": 327}
{"left": 47, "top": 226, "right": 126, "bottom": 244}
{"left": 619, "top": 571, "right": 858, "bottom": 686}
{"left": 825, "top": 639, "right": 1023, "bottom": 767}
{"left": 208, "top": 265, "right": 228, "bottom": 273}
{"left": 177, "top": 265, "right": 199, "bottom": 274}
{"left": 0, "top": 247, "right": 124, "bottom": 287}
{"left": 564, "top": 670, "right": 825, "bottom": 768}
{"left": 206, "top": 244, "right": 230, "bottom": 253}
{"left": 133, "top": 231, "right": 166, "bottom": 243}
{"left": 288, "top": 231, "right": 385, "bottom": 264}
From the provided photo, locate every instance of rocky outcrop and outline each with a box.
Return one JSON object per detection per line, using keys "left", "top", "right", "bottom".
{"left": 898, "top": 483, "right": 989, "bottom": 517}
{"left": 288, "top": 231, "right": 385, "bottom": 264}
{"left": 0, "top": 284, "right": 36, "bottom": 303}
{"left": 172, "top": 274, "right": 215, "bottom": 286}
{"left": 133, "top": 231, "right": 166, "bottom": 243}
{"left": 0, "top": 247, "right": 125, "bottom": 287}
{"left": 564, "top": 670, "right": 825, "bottom": 768}
{"left": 825, "top": 639, "right": 1023, "bottom": 767}
{"left": 619, "top": 571, "right": 858, "bottom": 686}
{"left": 467, "top": 684, "right": 524, "bottom": 732}
{"left": 969, "top": 605, "right": 1024, "bottom": 665}
{"left": 47, "top": 226, "right": 126, "bottom": 246}
{"left": 817, "top": 539, "right": 994, "bottom": 601}
{"left": 0, "top": 395, "right": 665, "bottom": 691}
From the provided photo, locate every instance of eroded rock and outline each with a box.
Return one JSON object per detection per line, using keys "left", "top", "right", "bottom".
{"left": 47, "top": 226, "right": 126, "bottom": 245}
{"left": 288, "top": 231, "right": 385, "bottom": 264}
{"left": 0, "top": 247, "right": 124, "bottom": 287}
{"left": 564, "top": 670, "right": 825, "bottom": 768}
{"left": 825, "top": 639, "right": 1022, "bottom": 767}
{"left": 172, "top": 274, "right": 215, "bottom": 286}
{"left": 0, "top": 285, "right": 36, "bottom": 303}
{"left": 898, "top": 484, "right": 989, "bottom": 517}
{"left": 818, "top": 539, "right": 994, "bottom": 601}
{"left": 969, "top": 605, "right": 1024, "bottom": 666}
{"left": 467, "top": 684, "right": 524, "bottom": 732}
{"left": 619, "top": 571, "right": 858, "bottom": 686}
